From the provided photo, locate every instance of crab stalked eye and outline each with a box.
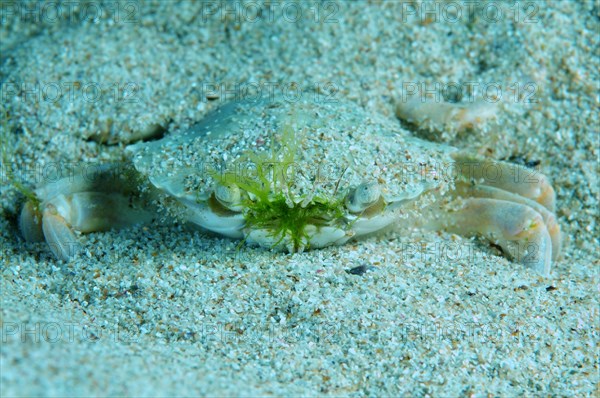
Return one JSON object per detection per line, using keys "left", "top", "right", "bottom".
{"left": 346, "top": 182, "right": 382, "bottom": 213}
{"left": 215, "top": 183, "right": 243, "bottom": 212}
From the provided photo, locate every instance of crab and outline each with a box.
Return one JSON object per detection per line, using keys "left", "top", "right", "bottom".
{"left": 18, "top": 93, "right": 561, "bottom": 275}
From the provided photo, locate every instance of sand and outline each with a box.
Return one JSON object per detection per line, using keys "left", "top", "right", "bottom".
{"left": 1, "top": 0, "right": 598, "bottom": 396}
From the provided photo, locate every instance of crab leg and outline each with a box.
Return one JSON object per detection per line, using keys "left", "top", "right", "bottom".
{"left": 20, "top": 164, "right": 156, "bottom": 261}
{"left": 395, "top": 97, "right": 498, "bottom": 133}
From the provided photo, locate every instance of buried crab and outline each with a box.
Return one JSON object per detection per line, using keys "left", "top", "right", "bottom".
{"left": 18, "top": 93, "right": 561, "bottom": 275}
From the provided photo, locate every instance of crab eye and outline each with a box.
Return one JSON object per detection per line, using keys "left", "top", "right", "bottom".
{"left": 215, "top": 183, "right": 243, "bottom": 212}
{"left": 346, "top": 182, "right": 382, "bottom": 213}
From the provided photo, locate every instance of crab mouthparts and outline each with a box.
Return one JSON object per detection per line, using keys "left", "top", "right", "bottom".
{"left": 244, "top": 195, "right": 345, "bottom": 252}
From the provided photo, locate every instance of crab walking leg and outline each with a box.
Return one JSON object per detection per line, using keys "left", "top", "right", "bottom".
{"left": 20, "top": 164, "right": 156, "bottom": 261}
{"left": 452, "top": 153, "right": 557, "bottom": 212}
{"left": 395, "top": 97, "right": 498, "bottom": 133}
{"left": 433, "top": 198, "right": 553, "bottom": 275}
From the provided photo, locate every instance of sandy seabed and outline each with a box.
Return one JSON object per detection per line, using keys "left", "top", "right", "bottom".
{"left": 1, "top": 1, "right": 598, "bottom": 396}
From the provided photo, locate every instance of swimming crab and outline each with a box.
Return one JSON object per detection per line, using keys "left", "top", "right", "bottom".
{"left": 19, "top": 94, "right": 561, "bottom": 275}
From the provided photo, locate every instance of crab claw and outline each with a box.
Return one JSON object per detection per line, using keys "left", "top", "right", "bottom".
{"left": 453, "top": 184, "right": 561, "bottom": 261}
{"left": 41, "top": 203, "right": 82, "bottom": 261}
{"left": 19, "top": 164, "right": 156, "bottom": 261}
{"left": 439, "top": 198, "right": 553, "bottom": 275}
{"left": 19, "top": 201, "right": 45, "bottom": 243}
{"left": 19, "top": 198, "right": 81, "bottom": 261}
{"left": 422, "top": 155, "right": 562, "bottom": 276}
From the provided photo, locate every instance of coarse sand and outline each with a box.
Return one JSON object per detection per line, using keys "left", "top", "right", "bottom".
{"left": 1, "top": 1, "right": 598, "bottom": 396}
